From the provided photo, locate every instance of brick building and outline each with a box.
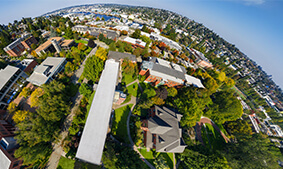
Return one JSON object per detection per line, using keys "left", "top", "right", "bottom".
{"left": 4, "top": 39, "right": 25, "bottom": 57}
{"left": 4, "top": 35, "right": 37, "bottom": 57}
{"left": 0, "top": 120, "right": 23, "bottom": 169}
{"left": 20, "top": 36, "right": 37, "bottom": 50}
{"left": 139, "top": 57, "right": 204, "bottom": 88}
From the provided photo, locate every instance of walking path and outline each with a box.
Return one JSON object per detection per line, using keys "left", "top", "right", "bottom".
{"left": 46, "top": 47, "right": 97, "bottom": 169}
{"left": 120, "top": 80, "right": 155, "bottom": 169}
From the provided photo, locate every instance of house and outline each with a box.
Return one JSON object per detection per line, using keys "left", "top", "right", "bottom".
{"left": 149, "top": 33, "right": 182, "bottom": 51}
{"left": 189, "top": 48, "right": 213, "bottom": 68}
{"left": 72, "top": 25, "right": 119, "bottom": 40}
{"left": 113, "top": 91, "right": 126, "bottom": 105}
{"left": 108, "top": 51, "right": 137, "bottom": 63}
{"left": 27, "top": 57, "right": 66, "bottom": 86}
{"left": 4, "top": 39, "right": 25, "bottom": 57}
{"left": 0, "top": 66, "right": 27, "bottom": 110}
{"left": 0, "top": 120, "right": 22, "bottom": 169}
{"left": 16, "top": 59, "right": 38, "bottom": 73}
{"left": 139, "top": 57, "right": 204, "bottom": 88}
{"left": 4, "top": 35, "right": 37, "bottom": 57}
{"left": 141, "top": 105, "right": 186, "bottom": 153}
{"left": 21, "top": 36, "right": 37, "bottom": 49}
{"left": 35, "top": 37, "right": 75, "bottom": 56}
{"left": 122, "top": 37, "right": 146, "bottom": 49}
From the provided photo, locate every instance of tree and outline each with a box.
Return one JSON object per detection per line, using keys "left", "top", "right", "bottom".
{"left": 64, "top": 61, "right": 76, "bottom": 74}
{"left": 120, "top": 30, "right": 128, "bottom": 36}
{"left": 167, "top": 87, "right": 178, "bottom": 97}
{"left": 31, "top": 43, "right": 37, "bottom": 50}
{"left": 151, "top": 96, "right": 165, "bottom": 106}
{"left": 19, "top": 87, "right": 31, "bottom": 98}
{"left": 30, "top": 88, "right": 44, "bottom": 108}
{"left": 210, "top": 90, "right": 243, "bottom": 123}
{"left": 131, "top": 29, "right": 141, "bottom": 39}
{"left": 78, "top": 43, "right": 87, "bottom": 51}
{"left": 87, "top": 39, "right": 96, "bottom": 48}
{"left": 225, "top": 119, "right": 253, "bottom": 137}
{"left": 79, "top": 83, "right": 93, "bottom": 98}
{"left": 154, "top": 155, "right": 170, "bottom": 169}
{"left": 95, "top": 47, "right": 108, "bottom": 61}
{"left": 7, "top": 102, "right": 17, "bottom": 114}
{"left": 96, "top": 17, "right": 100, "bottom": 21}
{"left": 13, "top": 110, "right": 29, "bottom": 123}
{"left": 133, "top": 47, "right": 143, "bottom": 57}
{"left": 65, "top": 27, "right": 73, "bottom": 39}
{"left": 82, "top": 54, "right": 104, "bottom": 82}
{"left": 109, "top": 42, "right": 116, "bottom": 51}
{"left": 155, "top": 87, "right": 168, "bottom": 100}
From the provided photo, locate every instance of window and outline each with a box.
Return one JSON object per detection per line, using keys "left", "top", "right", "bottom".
{"left": 0, "top": 140, "right": 8, "bottom": 150}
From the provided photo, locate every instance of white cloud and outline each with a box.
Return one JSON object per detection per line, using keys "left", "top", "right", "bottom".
{"left": 243, "top": 0, "right": 265, "bottom": 5}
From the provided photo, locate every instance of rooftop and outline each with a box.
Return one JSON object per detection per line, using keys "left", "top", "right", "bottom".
{"left": 108, "top": 51, "right": 137, "bottom": 62}
{"left": 147, "top": 106, "right": 186, "bottom": 153}
{"left": 60, "top": 39, "right": 75, "bottom": 47}
{"left": 76, "top": 59, "right": 119, "bottom": 165}
{"left": 35, "top": 37, "right": 64, "bottom": 53}
{"left": 0, "top": 66, "right": 20, "bottom": 90}
{"left": 27, "top": 57, "right": 66, "bottom": 86}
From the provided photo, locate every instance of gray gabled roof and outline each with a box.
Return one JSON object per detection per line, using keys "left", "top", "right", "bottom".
{"left": 147, "top": 106, "right": 186, "bottom": 153}
{"left": 108, "top": 51, "right": 137, "bottom": 62}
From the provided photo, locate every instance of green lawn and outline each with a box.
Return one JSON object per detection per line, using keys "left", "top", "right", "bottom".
{"left": 205, "top": 123, "right": 225, "bottom": 150}
{"left": 138, "top": 148, "right": 156, "bottom": 166}
{"left": 201, "top": 126, "right": 210, "bottom": 149}
{"left": 75, "top": 39, "right": 88, "bottom": 44}
{"left": 215, "top": 122, "right": 229, "bottom": 136}
{"left": 121, "top": 94, "right": 131, "bottom": 105}
{"left": 57, "top": 157, "right": 75, "bottom": 169}
{"left": 112, "top": 104, "right": 133, "bottom": 143}
{"left": 231, "top": 86, "right": 246, "bottom": 100}
{"left": 127, "top": 82, "right": 138, "bottom": 97}
{"left": 138, "top": 148, "right": 174, "bottom": 168}
{"left": 122, "top": 73, "right": 136, "bottom": 85}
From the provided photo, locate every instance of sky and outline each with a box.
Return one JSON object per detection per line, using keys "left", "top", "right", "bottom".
{"left": 0, "top": 0, "right": 282, "bottom": 88}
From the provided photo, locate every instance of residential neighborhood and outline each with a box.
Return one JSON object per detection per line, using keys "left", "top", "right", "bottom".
{"left": 0, "top": 3, "right": 282, "bottom": 169}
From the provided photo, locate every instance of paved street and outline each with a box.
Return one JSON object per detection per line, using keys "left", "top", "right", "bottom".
{"left": 46, "top": 47, "right": 97, "bottom": 169}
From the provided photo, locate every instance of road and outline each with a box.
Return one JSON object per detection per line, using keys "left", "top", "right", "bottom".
{"left": 46, "top": 47, "right": 97, "bottom": 169}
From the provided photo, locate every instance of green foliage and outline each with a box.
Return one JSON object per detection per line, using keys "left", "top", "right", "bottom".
{"left": 102, "top": 141, "right": 148, "bottom": 169}
{"left": 153, "top": 155, "right": 170, "bottom": 169}
{"left": 220, "top": 134, "right": 280, "bottom": 169}
{"left": 79, "top": 83, "right": 93, "bottom": 98}
{"left": 15, "top": 81, "right": 70, "bottom": 166}
{"left": 111, "top": 104, "right": 132, "bottom": 143}
{"left": 109, "top": 42, "right": 116, "bottom": 51}
{"left": 82, "top": 54, "right": 104, "bottom": 82}
{"left": 167, "top": 87, "right": 178, "bottom": 97}
{"left": 210, "top": 90, "right": 243, "bottom": 124}
{"left": 131, "top": 29, "right": 141, "bottom": 39}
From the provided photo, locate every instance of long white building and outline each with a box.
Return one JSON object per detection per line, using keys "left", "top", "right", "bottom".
{"left": 76, "top": 59, "right": 119, "bottom": 165}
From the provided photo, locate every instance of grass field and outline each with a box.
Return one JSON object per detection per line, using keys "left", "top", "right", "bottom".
{"left": 138, "top": 148, "right": 174, "bottom": 168}
{"left": 121, "top": 94, "right": 131, "bottom": 105}
{"left": 112, "top": 104, "right": 133, "bottom": 143}
{"left": 75, "top": 39, "right": 88, "bottom": 44}
{"left": 231, "top": 86, "right": 246, "bottom": 100}
{"left": 57, "top": 157, "right": 75, "bottom": 169}
{"left": 215, "top": 122, "right": 229, "bottom": 136}
{"left": 122, "top": 73, "right": 136, "bottom": 85}
{"left": 127, "top": 82, "right": 138, "bottom": 97}
{"left": 205, "top": 123, "right": 225, "bottom": 150}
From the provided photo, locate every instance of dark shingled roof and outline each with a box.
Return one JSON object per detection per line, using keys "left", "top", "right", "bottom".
{"left": 108, "top": 51, "right": 137, "bottom": 62}
{"left": 147, "top": 105, "right": 186, "bottom": 153}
